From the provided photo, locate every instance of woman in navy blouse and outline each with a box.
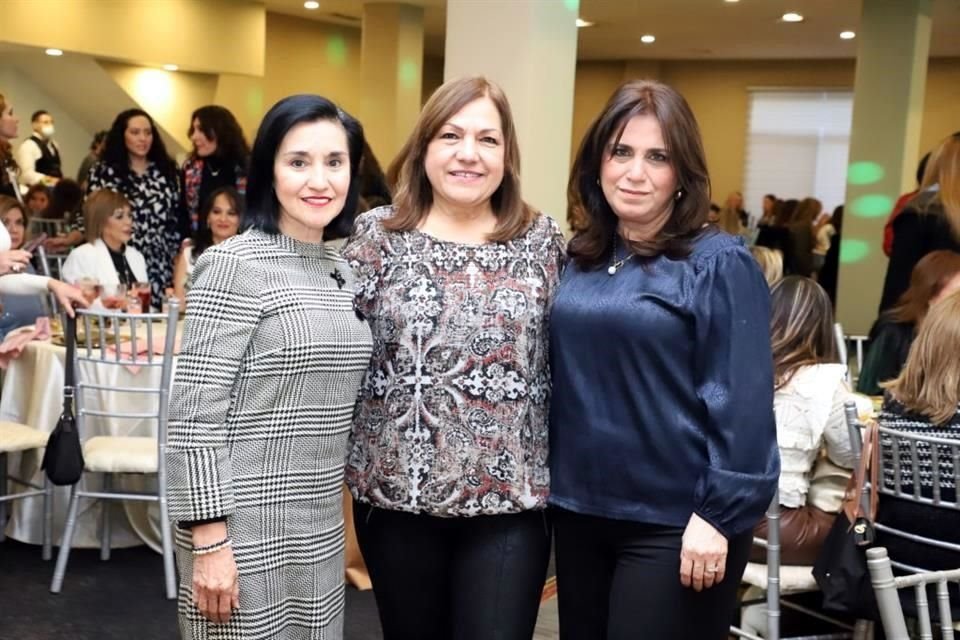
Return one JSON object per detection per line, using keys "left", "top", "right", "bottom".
{"left": 549, "top": 80, "right": 780, "bottom": 639}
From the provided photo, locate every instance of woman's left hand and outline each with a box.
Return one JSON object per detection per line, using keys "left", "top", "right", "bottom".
{"left": 679, "top": 513, "right": 728, "bottom": 591}
{"left": 47, "top": 279, "right": 88, "bottom": 317}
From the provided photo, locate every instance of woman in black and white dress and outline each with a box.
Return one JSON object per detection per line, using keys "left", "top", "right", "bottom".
{"left": 166, "top": 95, "right": 372, "bottom": 639}
{"left": 86, "top": 109, "right": 183, "bottom": 304}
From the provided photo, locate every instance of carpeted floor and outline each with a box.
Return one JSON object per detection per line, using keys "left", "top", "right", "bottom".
{"left": 0, "top": 539, "right": 383, "bottom": 640}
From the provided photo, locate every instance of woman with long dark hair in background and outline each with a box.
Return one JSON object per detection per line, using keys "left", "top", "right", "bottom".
{"left": 85, "top": 108, "right": 183, "bottom": 303}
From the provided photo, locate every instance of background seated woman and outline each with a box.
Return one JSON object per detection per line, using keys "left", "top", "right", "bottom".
{"left": 0, "top": 195, "right": 47, "bottom": 333}
{"left": 754, "top": 276, "right": 865, "bottom": 565}
{"left": 858, "top": 250, "right": 960, "bottom": 395}
{"left": 61, "top": 189, "right": 148, "bottom": 306}
{"left": 877, "top": 290, "right": 960, "bottom": 618}
{"left": 172, "top": 186, "right": 242, "bottom": 303}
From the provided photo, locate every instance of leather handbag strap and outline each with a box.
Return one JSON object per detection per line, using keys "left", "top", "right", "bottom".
{"left": 62, "top": 311, "right": 76, "bottom": 411}
{"left": 842, "top": 419, "right": 880, "bottom": 523}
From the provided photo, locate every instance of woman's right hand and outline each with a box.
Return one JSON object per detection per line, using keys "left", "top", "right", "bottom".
{"left": 192, "top": 523, "right": 239, "bottom": 624}
{"left": 0, "top": 250, "right": 32, "bottom": 275}
{"left": 193, "top": 546, "right": 240, "bottom": 624}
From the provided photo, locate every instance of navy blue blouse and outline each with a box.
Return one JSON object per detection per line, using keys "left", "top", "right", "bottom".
{"left": 548, "top": 230, "right": 780, "bottom": 538}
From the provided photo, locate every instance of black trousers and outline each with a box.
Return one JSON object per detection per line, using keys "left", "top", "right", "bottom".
{"left": 353, "top": 500, "right": 551, "bottom": 640}
{"left": 552, "top": 507, "right": 753, "bottom": 640}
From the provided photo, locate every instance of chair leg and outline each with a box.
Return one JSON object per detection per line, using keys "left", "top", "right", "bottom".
{"left": 0, "top": 452, "right": 7, "bottom": 544}
{"left": 159, "top": 495, "right": 177, "bottom": 600}
{"left": 100, "top": 474, "right": 112, "bottom": 561}
{"left": 853, "top": 618, "right": 874, "bottom": 640}
{"left": 50, "top": 484, "right": 81, "bottom": 593}
{"left": 42, "top": 476, "right": 52, "bottom": 561}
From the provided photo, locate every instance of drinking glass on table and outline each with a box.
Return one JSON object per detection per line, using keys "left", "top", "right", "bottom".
{"left": 101, "top": 283, "right": 128, "bottom": 310}
{"left": 130, "top": 281, "right": 151, "bottom": 313}
{"left": 75, "top": 278, "right": 102, "bottom": 306}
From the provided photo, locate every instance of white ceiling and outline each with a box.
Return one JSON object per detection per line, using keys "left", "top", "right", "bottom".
{"left": 262, "top": 0, "right": 960, "bottom": 60}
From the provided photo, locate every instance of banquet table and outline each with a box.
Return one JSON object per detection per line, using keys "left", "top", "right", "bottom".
{"left": 0, "top": 322, "right": 371, "bottom": 587}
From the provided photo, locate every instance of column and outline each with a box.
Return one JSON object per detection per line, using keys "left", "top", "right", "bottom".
{"left": 360, "top": 3, "right": 425, "bottom": 166}
{"left": 836, "top": 0, "right": 932, "bottom": 335}
{"left": 444, "top": 0, "right": 579, "bottom": 227}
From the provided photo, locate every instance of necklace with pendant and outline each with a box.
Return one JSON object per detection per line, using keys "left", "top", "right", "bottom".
{"left": 608, "top": 233, "right": 635, "bottom": 275}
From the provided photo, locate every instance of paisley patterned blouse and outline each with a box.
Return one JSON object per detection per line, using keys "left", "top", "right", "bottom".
{"left": 343, "top": 206, "right": 566, "bottom": 517}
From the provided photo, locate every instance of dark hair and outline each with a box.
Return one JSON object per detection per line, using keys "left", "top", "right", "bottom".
{"left": 831, "top": 205, "right": 844, "bottom": 233}
{"left": 567, "top": 80, "right": 711, "bottom": 268}
{"left": 42, "top": 178, "right": 84, "bottom": 220}
{"left": 357, "top": 140, "right": 392, "bottom": 211}
{"left": 194, "top": 186, "right": 244, "bottom": 257}
{"left": 101, "top": 109, "right": 177, "bottom": 181}
{"left": 187, "top": 105, "right": 250, "bottom": 170}
{"left": 774, "top": 198, "right": 799, "bottom": 226}
{"left": 764, "top": 193, "right": 777, "bottom": 201}
{"left": 31, "top": 110, "right": 49, "bottom": 123}
{"left": 386, "top": 76, "right": 534, "bottom": 242}
{"left": 90, "top": 130, "right": 108, "bottom": 150}
{"left": 916, "top": 152, "right": 931, "bottom": 186}
{"left": 245, "top": 95, "right": 364, "bottom": 241}
{"left": 770, "top": 276, "right": 839, "bottom": 389}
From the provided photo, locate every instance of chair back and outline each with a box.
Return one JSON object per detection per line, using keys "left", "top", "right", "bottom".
{"left": 873, "top": 422, "right": 960, "bottom": 567}
{"left": 866, "top": 546, "right": 960, "bottom": 640}
{"left": 834, "top": 322, "right": 849, "bottom": 383}
{"left": 29, "top": 217, "right": 66, "bottom": 239}
{"left": 34, "top": 245, "right": 68, "bottom": 312}
{"left": 68, "top": 302, "right": 179, "bottom": 455}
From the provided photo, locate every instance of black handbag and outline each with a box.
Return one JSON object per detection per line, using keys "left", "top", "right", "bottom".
{"left": 41, "top": 312, "right": 84, "bottom": 486}
{"left": 812, "top": 420, "right": 880, "bottom": 619}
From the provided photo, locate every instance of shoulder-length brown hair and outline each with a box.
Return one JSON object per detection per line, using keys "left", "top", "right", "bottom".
{"left": 385, "top": 76, "right": 534, "bottom": 242}
{"left": 884, "top": 291, "right": 960, "bottom": 425}
{"left": 567, "top": 80, "right": 711, "bottom": 268}
{"left": 917, "top": 132, "right": 960, "bottom": 238}
{"left": 83, "top": 189, "right": 130, "bottom": 243}
{"left": 0, "top": 195, "right": 28, "bottom": 246}
{"left": 886, "top": 250, "right": 960, "bottom": 327}
{"left": 770, "top": 276, "right": 839, "bottom": 390}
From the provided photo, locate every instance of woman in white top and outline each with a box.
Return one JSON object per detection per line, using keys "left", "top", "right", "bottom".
{"left": 753, "top": 276, "right": 865, "bottom": 565}
{"left": 62, "top": 189, "right": 148, "bottom": 292}
{"left": 172, "top": 186, "right": 242, "bottom": 303}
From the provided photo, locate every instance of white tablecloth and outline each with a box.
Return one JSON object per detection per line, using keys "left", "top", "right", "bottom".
{"left": 1, "top": 332, "right": 173, "bottom": 550}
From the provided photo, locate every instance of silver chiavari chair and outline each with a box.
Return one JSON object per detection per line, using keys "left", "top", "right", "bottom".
{"left": 49, "top": 301, "right": 180, "bottom": 599}
{"left": 860, "top": 413, "right": 960, "bottom": 638}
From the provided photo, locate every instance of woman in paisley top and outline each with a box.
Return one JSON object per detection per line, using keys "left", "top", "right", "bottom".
{"left": 343, "top": 76, "right": 566, "bottom": 640}
{"left": 86, "top": 109, "right": 182, "bottom": 303}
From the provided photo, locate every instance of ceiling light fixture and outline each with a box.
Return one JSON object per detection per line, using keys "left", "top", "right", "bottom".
{"left": 45, "top": 48, "right": 64, "bottom": 56}
{"left": 840, "top": 30, "right": 856, "bottom": 40}
{"left": 781, "top": 12, "right": 804, "bottom": 22}
{"left": 163, "top": 64, "right": 179, "bottom": 71}
{"left": 304, "top": 1, "right": 319, "bottom": 9}
{"left": 724, "top": 0, "right": 740, "bottom": 3}
{"left": 576, "top": 18, "right": 594, "bottom": 28}
{"left": 640, "top": 34, "right": 656, "bottom": 44}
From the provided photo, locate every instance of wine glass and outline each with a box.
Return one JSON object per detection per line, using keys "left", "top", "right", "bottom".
{"left": 101, "top": 283, "right": 128, "bottom": 310}
{"left": 75, "top": 277, "right": 102, "bottom": 306}
{"left": 131, "top": 281, "right": 151, "bottom": 313}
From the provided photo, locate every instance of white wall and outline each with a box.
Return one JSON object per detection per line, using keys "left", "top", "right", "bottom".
{"left": 0, "top": 67, "right": 94, "bottom": 181}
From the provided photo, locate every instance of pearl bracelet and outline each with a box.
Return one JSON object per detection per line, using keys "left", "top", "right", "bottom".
{"left": 192, "top": 537, "right": 232, "bottom": 556}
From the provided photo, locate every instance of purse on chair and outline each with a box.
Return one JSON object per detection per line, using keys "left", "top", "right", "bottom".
{"left": 812, "top": 419, "right": 880, "bottom": 619}
{"left": 41, "top": 311, "right": 84, "bottom": 486}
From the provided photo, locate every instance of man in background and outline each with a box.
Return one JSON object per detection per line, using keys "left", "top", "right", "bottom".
{"left": 16, "top": 110, "right": 62, "bottom": 187}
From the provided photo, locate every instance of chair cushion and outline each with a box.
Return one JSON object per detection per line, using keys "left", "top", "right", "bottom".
{"left": 741, "top": 561, "right": 818, "bottom": 593}
{"left": 83, "top": 436, "right": 158, "bottom": 473}
{"left": 0, "top": 421, "right": 49, "bottom": 453}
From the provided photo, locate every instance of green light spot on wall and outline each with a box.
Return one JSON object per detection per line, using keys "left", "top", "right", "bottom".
{"left": 851, "top": 194, "right": 894, "bottom": 218}
{"left": 327, "top": 36, "right": 347, "bottom": 67}
{"left": 563, "top": 0, "right": 579, "bottom": 12}
{"left": 839, "top": 238, "right": 870, "bottom": 264}
{"left": 246, "top": 87, "right": 263, "bottom": 119}
{"left": 398, "top": 59, "right": 419, "bottom": 90}
{"left": 847, "top": 161, "right": 885, "bottom": 185}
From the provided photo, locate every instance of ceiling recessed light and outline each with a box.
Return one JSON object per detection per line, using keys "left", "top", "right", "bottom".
{"left": 304, "top": 0, "right": 319, "bottom": 9}
{"left": 576, "top": 18, "right": 594, "bottom": 28}
{"left": 781, "top": 12, "right": 804, "bottom": 22}
{"left": 163, "top": 64, "right": 179, "bottom": 71}
{"left": 724, "top": 0, "right": 740, "bottom": 3}
{"left": 840, "top": 30, "right": 856, "bottom": 40}
{"left": 45, "top": 48, "right": 63, "bottom": 57}
{"left": 640, "top": 34, "right": 656, "bottom": 44}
